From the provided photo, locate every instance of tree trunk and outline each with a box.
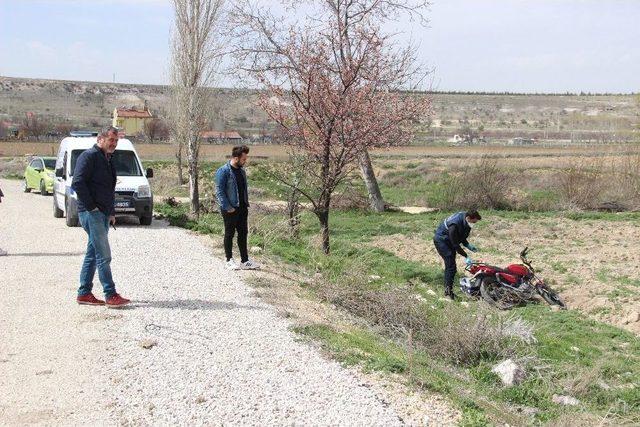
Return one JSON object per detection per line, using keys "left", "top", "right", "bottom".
{"left": 287, "top": 187, "right": 301, "bottom": 237}
{"left": 176, "top": 141, "right": 185, "bottom": 185}
{"left": 188, "top": 138, "right": 200, "bottom": 216}
{"left": 317, "top": 208, "right": 330, "bottom": 254}
{"left": 358, "top": 149, "right": 386, "bottom": 212}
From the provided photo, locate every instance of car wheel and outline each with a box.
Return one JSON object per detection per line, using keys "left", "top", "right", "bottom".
{"left": 53, "top": 195, "right": 64, "bottom": 218}
{"left": 23, "top": 179, "right": 31, "bottom": 193}
{"left": 140, "top": 215, "right": 152, "bottom": 226}
{"left": 40, "top": 180, "right": 48, "bottom": 196}
{"left": 65, "top": 198, "right": 79, "bottom": 227}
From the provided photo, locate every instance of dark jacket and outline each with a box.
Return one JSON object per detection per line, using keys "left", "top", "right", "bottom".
{"left": 215, "top": 161, "right": 249, "bottom": 212}
{"left": 434, "top": 211, "right": 471, "bottom": 257}
{"left": 71, "top": 145, "right": 116, "bottom": 215}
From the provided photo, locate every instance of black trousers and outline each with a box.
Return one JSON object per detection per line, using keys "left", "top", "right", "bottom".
{"left": 222, "top": 207, "right": 248, "bottom": 263}
{"left": 433, "top": 238, "right": 457, "bottom": 291}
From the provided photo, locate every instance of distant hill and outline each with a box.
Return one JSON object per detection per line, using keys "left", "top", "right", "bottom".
{"left": 0, "top": 76, "right": 637, "bottom": 143}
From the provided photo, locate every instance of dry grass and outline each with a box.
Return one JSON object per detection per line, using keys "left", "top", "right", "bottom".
{"left": 558, "top": 160, "right": 606, "bottom": 210}
{"left": 453, "top": 156, "right": 511, "bottom": 210}
{"left": 308, "top": 253, "right": 527, "bottom": 366}
{"left": 426, "top": 305, "right": 525, "bottom": 366}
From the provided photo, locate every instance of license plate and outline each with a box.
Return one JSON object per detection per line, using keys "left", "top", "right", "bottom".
{"left": 115, "top": 201, "right": 132, "bottom": 209}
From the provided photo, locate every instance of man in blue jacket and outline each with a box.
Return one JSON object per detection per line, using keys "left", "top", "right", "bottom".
{"left": 72, "top": 126, "right": 129, "bottom": 307}
{"left": 215, "top": 145, "right": 260, "bottom": 270}
{"left": 433, "top": 210, "right": 482, "bottom": 300}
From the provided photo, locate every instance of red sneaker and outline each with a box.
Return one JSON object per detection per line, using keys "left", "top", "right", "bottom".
{"left": 77, "top": 293, "right": 105, "bottom": 306}
{"left": 105, "top": 293, "right": 130, "bottom": 308}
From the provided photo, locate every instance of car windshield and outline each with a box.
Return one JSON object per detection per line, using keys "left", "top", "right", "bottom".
{"left": 43, "top": 159, "right": 56, "bottom": 170}
{"left": 112, "top": 150, "right": 142, "bottom": 176}
{"left": 70, "top": 150, "right": 87, "bottom": 176}
{"left": 70, "top": 149, "right": 142, "bottom": 177}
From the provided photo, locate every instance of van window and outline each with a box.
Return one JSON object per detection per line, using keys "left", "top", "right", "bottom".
{"left": 112, "top": 151, "right": 142, "bottom": 176}
{"left": 70, "top": 150, "right": 87, "bottom": 176}
{"left": 69, "top": 149, "right": 142, "bottom": 177}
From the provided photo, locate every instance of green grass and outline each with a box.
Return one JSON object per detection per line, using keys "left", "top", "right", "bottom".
{"left": 550, "top": 261, "right": 568, "bottom": 274}
{"left": 157, "top": 202, "right": 640, "bottom": 425}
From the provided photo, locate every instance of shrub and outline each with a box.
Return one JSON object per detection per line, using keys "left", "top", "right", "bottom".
{"left": 558, "top": 160, "right": 604, "bottom": 209}
{"left": 438, "top": 156, "right": 512, "bottom": 210}
{"left": 313, "top": 260, "right": 525, "bottom": 366}
{"left": 426, "top": 305, "right": 521, "bottom": 366}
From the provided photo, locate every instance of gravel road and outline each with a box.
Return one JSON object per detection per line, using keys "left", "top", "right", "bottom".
{"left": 0, "top": 178, "right": 407, "bottom": 425}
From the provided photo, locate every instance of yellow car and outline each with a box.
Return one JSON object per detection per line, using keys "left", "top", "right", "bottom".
{"left": 24, "top": 156, "right": 56, "bottom": 195}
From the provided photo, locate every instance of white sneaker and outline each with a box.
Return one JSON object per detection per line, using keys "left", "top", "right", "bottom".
{"left": 226, "top": 258, "right": 240, "bottom": 270}
{"left": 240, "top": 259, "right": 261, "bottom": 270}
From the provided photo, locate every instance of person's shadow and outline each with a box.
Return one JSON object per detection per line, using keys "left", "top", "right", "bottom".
{"left": 4, "top": 251, "right": 85, "bottom": 257}
{"left": 134, "top": 299, "right": 265, "bottom": 311}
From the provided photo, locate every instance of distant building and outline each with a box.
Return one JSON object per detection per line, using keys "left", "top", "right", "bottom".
{"left": 200, "top": 130, "right": 243, "bottom": 144}
{"left": 509, "top": 137, "right": 535, "bottom": 146}
{"left": 447, "top": 134, "right": 464, "bottom": 144}
{"left": 112, "top": 106, "right": 153, "bottom": 136}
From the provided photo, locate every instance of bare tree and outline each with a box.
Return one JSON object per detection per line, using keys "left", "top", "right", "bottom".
{"left": 144, "top": 118, "right": 169, "bottom": 143}
{"left": 325, "top": 0, "right": 430, "bottom": 212}
{"left": 233, "top": 0, "right": 430, "bottom": 212}
{"left": 170, "top": 0, "right": 225, "bottom": 215}
{"left": 232, "top": 2, "right": 430, "bottom": 253}
{"left": 55, "top": 122, "right": 73, "bottom": 137}
{"left": 21, "top": 112, "right": 49, "bottom": 141}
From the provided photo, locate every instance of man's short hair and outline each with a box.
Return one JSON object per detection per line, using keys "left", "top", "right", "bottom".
{"left": 466, "top": 209, "right": 482, "bottom": 220}
{"left": 231, "top": 145, "right": 250, "bottom": 158}
{"left": 99, "top": 126, "right": 119, "bottom": 139}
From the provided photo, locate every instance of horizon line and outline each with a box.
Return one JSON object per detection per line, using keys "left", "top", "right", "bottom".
{"left": 1, "top": 75, "right": 637, "bottom": 97}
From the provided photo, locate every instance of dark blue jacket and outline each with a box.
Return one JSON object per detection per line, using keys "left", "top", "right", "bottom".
{"left": 434, "top": 211, "right": 471, "bottom": 257}
{"left": 71, "top": 145, "right": 116, "bottom": 215}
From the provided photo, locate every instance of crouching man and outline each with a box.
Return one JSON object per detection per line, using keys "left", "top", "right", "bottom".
{"left": 72, "top": 126, "right": 130, "bottom": 307}
{"left": 215, "top": 145, "right": 260, "bottom": 270}
{"left": 433, "top": 210, "right": 482, "bottom": 300}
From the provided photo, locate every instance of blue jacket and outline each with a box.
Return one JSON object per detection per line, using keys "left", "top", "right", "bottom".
{"left": 434, "top": 211, "right": 471, "bottom": 257}
{"left": 71, "top": 145, "right": 116, "bottom": 215}
{"left": 215, "top": 161, "right": 249, "bottom": 212}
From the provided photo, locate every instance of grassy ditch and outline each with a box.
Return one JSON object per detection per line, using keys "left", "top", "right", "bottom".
{"left": 155, "top": 203, "right": 640, "bottom": 425}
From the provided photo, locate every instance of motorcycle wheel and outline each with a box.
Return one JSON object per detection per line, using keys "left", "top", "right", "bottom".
{"left": 480, "top": 277, "right": 519, "bottom": 310}
{"left": 537, "top": 283, "right": 566, "bottom": 309}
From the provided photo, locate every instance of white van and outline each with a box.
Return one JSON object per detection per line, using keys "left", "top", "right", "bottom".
{"left": 53, "top": 135, "right": 154, "bottom": 227}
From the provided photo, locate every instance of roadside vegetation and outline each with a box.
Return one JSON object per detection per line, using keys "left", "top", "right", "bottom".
{"left": 152, "top": 158, "right": 640, "bottom": 426}
{"left": 2, "top": 148, "right": 639, "bottom": 424}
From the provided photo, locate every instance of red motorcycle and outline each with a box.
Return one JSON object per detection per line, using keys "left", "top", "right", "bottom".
{"left": 460, "top": 247, "right": 566, "bottom": 310}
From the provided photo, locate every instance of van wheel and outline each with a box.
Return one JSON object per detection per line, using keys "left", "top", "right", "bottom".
{"left": 23, "top": 179, "right": 31, "bottom": 193}
{"left": 53, "top": 196, "right": 64, "bottom": 218}
{"left": 140, "top": 215, "right": 152, "bottom": 226}
{"left": 65, "top": 198, "right": 79, "bottom": 227}
{"left": 40, "top": 180, "right": 48, "bottom": 196}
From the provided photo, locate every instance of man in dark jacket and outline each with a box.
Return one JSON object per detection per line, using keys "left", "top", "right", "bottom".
{"left": 72, "top": 126, "right": 129, "bottom": 307}
{"left": 215, "top": 145, "right": 260, "bottom": 271}
{"left": 433, "top": 210, "right": 482, "bottom": 300}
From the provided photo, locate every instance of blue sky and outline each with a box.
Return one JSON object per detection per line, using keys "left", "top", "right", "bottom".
{"left": 0, "top": 0, "right": 638, "bottom": 93}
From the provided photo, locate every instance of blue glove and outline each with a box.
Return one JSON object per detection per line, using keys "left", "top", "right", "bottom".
{"left": 465, "top": 243, "right": 478, "bottom": 252}
{"left": 465, "top": 257, "right": 473, "bottom": 266}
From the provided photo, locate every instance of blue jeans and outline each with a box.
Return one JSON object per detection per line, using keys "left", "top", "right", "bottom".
{"left": 78, "top": 210, "right": 116, "bottom": 298}
{"left": 433, "top": 238, "right": 457, "bottom": 291}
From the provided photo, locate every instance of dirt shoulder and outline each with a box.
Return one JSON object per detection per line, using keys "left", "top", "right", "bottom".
{"left": 368, "top": 216, "right": 640, "bottom": 335}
